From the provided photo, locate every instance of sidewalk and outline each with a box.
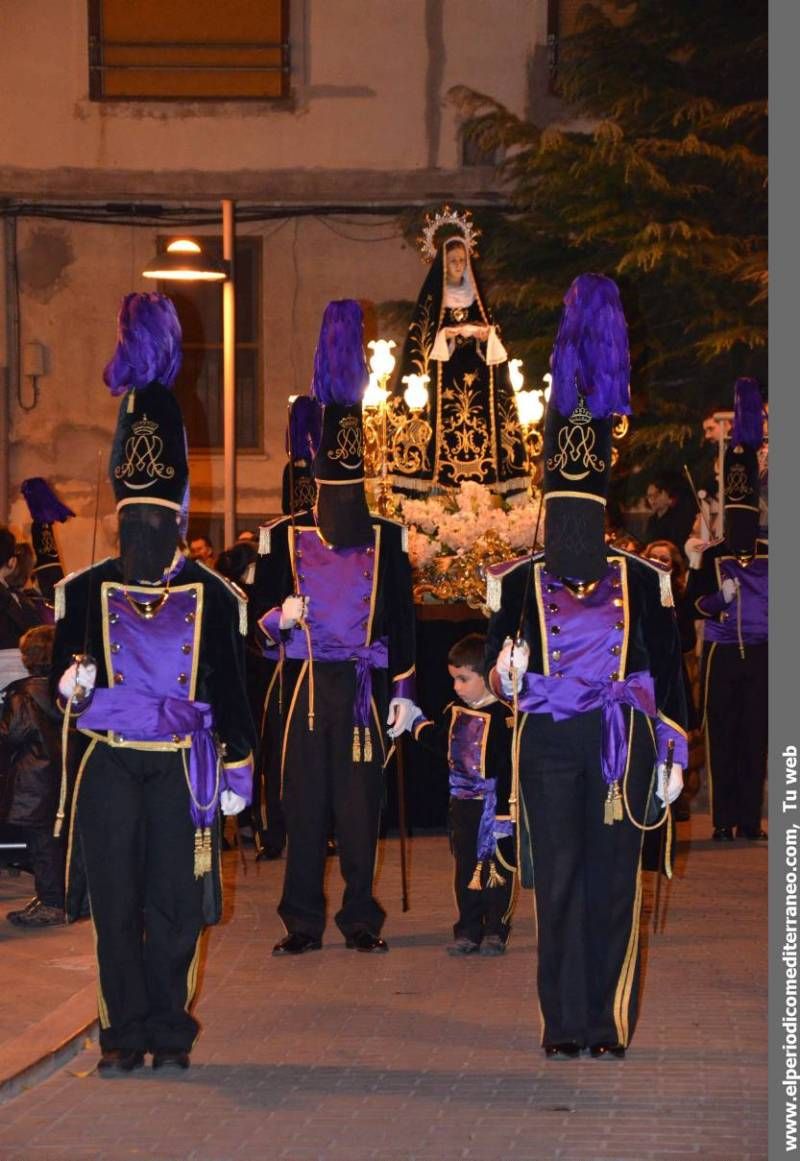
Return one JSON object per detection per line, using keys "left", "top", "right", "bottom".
{"left": 0, "top": 814, "right": 767, "bottom": 1160}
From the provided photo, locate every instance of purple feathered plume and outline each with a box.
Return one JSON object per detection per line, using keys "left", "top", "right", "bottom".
{"left": 310, "top": 300, "right": 369, "bottom": 407}
{"left": 731, "top": 377, "right": 765, "bottom": 448}
{"left": 20, "top": 478, "right": 75, "bottom": 523}
{"left": 288, "top": 395, "right": 323, "bottom": 459}
{"left": 550, "top": 274, "right": 631, "bottom": 419}
{"left": 103, "top": 292, "right": 183, "bottom": 396}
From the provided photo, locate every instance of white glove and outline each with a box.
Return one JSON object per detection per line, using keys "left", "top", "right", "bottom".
{"left": 58, "top": 659, "right": 97, "bottom": 702}
{"left": 721, "top": 578, "right": 737, "bottom": 603}
{"left": 386, "top": 697, "right": 417, "bottom": 739}
{"left": 495, "top": 636, "right": 530, "bottom": 697}
{"left": 684, "top": 536, "right": 707, "bottom": 569}
{"left": 219, "top": 790, "right": 247, "bottom": 816}
{"left": 655, "top": 762, "right": 684, "bottom": 805}
{"left": 279, "top": 594, "right": 308, "bottom": 629}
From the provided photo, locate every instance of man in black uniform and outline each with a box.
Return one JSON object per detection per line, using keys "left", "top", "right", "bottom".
{"left": 253, "top": 300, "right": 417, "bottom": 955}
{"left": 686, "top": 377, "right": 768, "bottom": 842}
{"left": 53, "top": 293, "right": 255, "bottom": 1074}
{"left": 485, "top": 274, "right": 688, "bottom": 1059}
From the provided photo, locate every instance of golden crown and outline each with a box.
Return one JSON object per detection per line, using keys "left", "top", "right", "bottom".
{"left": 417, "top": 205, "right": 481, "bottom": 263}
{"left": 132, "top": 414, "right": 158, "bottom": 436}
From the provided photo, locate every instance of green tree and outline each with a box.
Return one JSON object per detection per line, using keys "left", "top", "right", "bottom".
{"left": 445, "top": 0, "right": 767, "bottom": 495}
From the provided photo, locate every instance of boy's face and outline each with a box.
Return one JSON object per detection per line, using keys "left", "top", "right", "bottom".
{"left": 448, "top": 663, "right": 490, "bottom": 706}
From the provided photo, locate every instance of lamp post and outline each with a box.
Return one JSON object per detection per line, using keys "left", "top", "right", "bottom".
{"left": 142, "top": 199, "right": 237, "bottom": 547}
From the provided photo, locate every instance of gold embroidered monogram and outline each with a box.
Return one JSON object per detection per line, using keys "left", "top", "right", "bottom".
{"left": 327, "top": 415, "right": 364, "bottom": 469}
{"left": 114, "top": 415, "right": 176, "bottom": 490}
{"left": 725, "top": 463, "right": 753, "bottom": 502}
{"left": 39, "top": 525, "right": 57, "bottom": 556}
{"left": 386, "top": 397, "right": 432, "bottom": 475}
{"left": 437, "top": 377, "right": 493, "bottom": 484}
{"left": 546, "top": 423, "right": 605, "bottom": 481}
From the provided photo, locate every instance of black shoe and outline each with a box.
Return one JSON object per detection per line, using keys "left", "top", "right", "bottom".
{"left": 544, "top": 1043, "right": 581, "bottom": 1059}
{"left": 345, "top": 930, "right": 389, "bottom": 953}
{"left": 256, "top": 845, "right": 284, "bottom": 861}
{"left": 97, "top": 1049, "right": 145, "bottom": 1075}
{"left": 272, "top": 932, "right": 322, "bottom": 956}
{"left": 152, "top": 1050, "right": 191, "bottom": 1071}
{"left": 590, "top": 1043, "right": 626, "bottom": 1059}
{"left": 446, "top": 937, "right": 481, "bottom": 957}
{"left": 712, "top": 827, "right": 735, "bottom": 842}
{"left": 737, "top": 827, "right": 768, "bottom": 841}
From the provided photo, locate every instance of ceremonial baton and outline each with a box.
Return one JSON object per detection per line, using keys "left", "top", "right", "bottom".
{"left": 652, "top": 738, "right": 674, "bottom": 937}
{"left": 395, "top": 733, "right": 410, "bottom": 912}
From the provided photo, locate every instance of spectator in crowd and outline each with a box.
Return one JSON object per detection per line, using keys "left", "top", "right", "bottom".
{"left": 643, "top": 474, "right": 695, "bottom": 557}
{"left": 1, "top": 528, "right": 47, "bottom": 698}
{"left": 0, "top": 625, "right": 69, "bottom": 926}
{"left": 188, "top": 535, "right": 215, "bottom": 567}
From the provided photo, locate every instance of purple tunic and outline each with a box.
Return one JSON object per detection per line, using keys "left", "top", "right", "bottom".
{"left": 698, "top": 556, "right": 768, "bottom": 645}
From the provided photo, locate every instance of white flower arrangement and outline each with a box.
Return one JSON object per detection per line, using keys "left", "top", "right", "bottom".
{"left": 398, "top": 481, "right": 542, "bottom": 576}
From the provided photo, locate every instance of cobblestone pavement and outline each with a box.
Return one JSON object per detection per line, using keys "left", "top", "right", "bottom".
{"left": 0, "top": 813, "right": 766, "bottom": 1160}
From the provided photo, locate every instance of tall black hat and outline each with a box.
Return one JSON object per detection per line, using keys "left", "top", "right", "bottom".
{"left": 104, "top": 293, "right": 188, "bottom": 581}
{"left": 543, "top": 274, "right": 631, "bottom": 582}
{"left": 724, "top": 377, "right": 765, "bottom": 554}
{"left": 311, "top": 300, "right": 372, "bottom": 547}
{"left": 20, "top": 478, "right": 75, "bottom": 603}
{"left": 281, "top": 394, "right": 321, "bottom": 515}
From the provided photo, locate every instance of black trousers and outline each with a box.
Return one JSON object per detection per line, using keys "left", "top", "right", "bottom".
{"left": 278, "top": 662, "right": 385, "bottom": 940}
{"left": 519, "top": 708, "right": 653, "bottom": 1049}
{"left": 450, "top": 798, "right": 516, "bottom": 943}
{"left": 254, "top": 662, "right": 287, "bottom": 856}
{"left": 24, "top": 828, "right": 65, "bottom": 907}
{"left": 703, "top": 642, "right": 768, "bottom": 831}
{"left": 77, "top": 744, "right": 205, "bottom": 1055}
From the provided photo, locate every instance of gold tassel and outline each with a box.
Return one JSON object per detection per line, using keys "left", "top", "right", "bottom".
{"left": 194, "top": 827, "right": 212, "bottom": 878}
{"left": 468, "top": 860, "right": 484, "bottom": 890}
{"left": 486, "top": 859, "right": 507, "bottom": 888}
{"left": 604, "top": 786, "right": 614, "bottom": 826}
{"left": 352, "top": 726, "right": 362, "bottom": 762}
{"left": 612, "top": 781, "right": 624, "bottom": 822}
{"left": 53, "top": 812, "right": 64, "bottom": 839}
{"left": 126, "top": 389, "right": 135, "bottom": 414}
{"left": 363, "top": 727, "right": 372, "bottom": 763}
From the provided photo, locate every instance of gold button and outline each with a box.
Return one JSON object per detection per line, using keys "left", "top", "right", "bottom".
{"left": 181, "top": 643, "right": 191, "bottom": 654}
{"left": 552, "top": 649, "right": 561, "bottom": 660}
{"left": 109, "top": 613, "right": 120, "bottom": 625}
{"left": 546, "top": 584, "right": 557, "bottom": 593}
{"left": 610, "top": 645, "right": 621, "bottom": 656}
{"left": 297, "top": 573, "right": 305, "bottom": 582}
{"left": 551, "top": 625, "right": 561, "bottom": 635}
{"left": 362, "top": 620, "right": 369, "bottom": 629}
{"left": 615, "top": 620, "right": 624, "bottom": 630}
{"left": 610, "top": 671, "right": 620, "bottom": 681}
{"left": 114, "top": 672, "right": 124, "bottom": 684}
{"left": 110, "top": 642, "right": 121, "bottom": 654}
{"left": 363, "top": 571, "right": 372, "bottom": 579}
{"left": 362, "top": 594, "right": 370, "bottom": 603}
{"left": 178, "top": 673, "right": 188, "bottom": 685}
{"left": 172, "top": 734, "right": 181, "bottom": 744}
{"left": 613, "top": 598, "right": 623, "bottom": 608}
{"left": 296, "top": 550, "right": 303, "bottom": 559}
{"left": 548, "top": 603, "right": 559, "bottom": 614}
{"left": 555, "top": 671, "right": 565, "bottom": 678}
{"left": 185, "top": 612, "right": 195, "bottom": 624}
{"left": 612, "top": 580, "right": 621, "bottom": 590}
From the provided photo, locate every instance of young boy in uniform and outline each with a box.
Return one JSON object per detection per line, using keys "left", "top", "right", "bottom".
{"left": 408, "top": 634, "right": 516, "bottom": 956}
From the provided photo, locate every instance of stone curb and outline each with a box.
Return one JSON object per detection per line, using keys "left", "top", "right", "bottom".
{"left": 0, "top": 982, "right": 98, "bottom": 1104}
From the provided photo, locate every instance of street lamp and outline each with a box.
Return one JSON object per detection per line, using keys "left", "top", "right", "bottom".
{"left": 142, "top": 199, "right": 238, "bottom": 547}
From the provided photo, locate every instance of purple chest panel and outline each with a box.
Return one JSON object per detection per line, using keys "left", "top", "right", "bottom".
{"left": 103, "top": 583, "right": 201, "bottom": 700}
{"left": 292, "top": 529, "right": 376, "bottom": 657}
{"left": 448, "top": 708, "right": 489, "bottom": 792}
{"left": 537, "top": 561, "right": 627, "bottom": 682}
{"left": 705, "top": 556, "right": 768, "bottom": 645}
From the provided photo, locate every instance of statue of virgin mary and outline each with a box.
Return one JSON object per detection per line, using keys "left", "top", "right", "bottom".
{"left": 388, "top": 207, "right": 527, "bottom": 496}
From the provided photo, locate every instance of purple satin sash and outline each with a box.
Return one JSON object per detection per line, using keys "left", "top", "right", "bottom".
{"left": 79, "top": 689, "right": 219, "bottom": 828}
{"left": 280, "top": 635, "right": 389, "bottom": 727}
{"left": 517, "top": 670, "right": 656, "bottom": 787}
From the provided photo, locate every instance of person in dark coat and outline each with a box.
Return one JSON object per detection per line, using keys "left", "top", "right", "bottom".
{"left": 485, "top": 275, "right": 687, "bottom": 1060}
{"left": 686, "top": 378, "right": 768, "bottom": 842}
{"left": 1, "top": 527, "right": 47, "bottom": 697}
{"left": 52, "top": 293, "right": 256, "bottom": 1076}
{"left": 0, "top": 625, "right": 72, "bottom": 925}
{"left": 253, "top": 301, "right": 417, "bottom": 956}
